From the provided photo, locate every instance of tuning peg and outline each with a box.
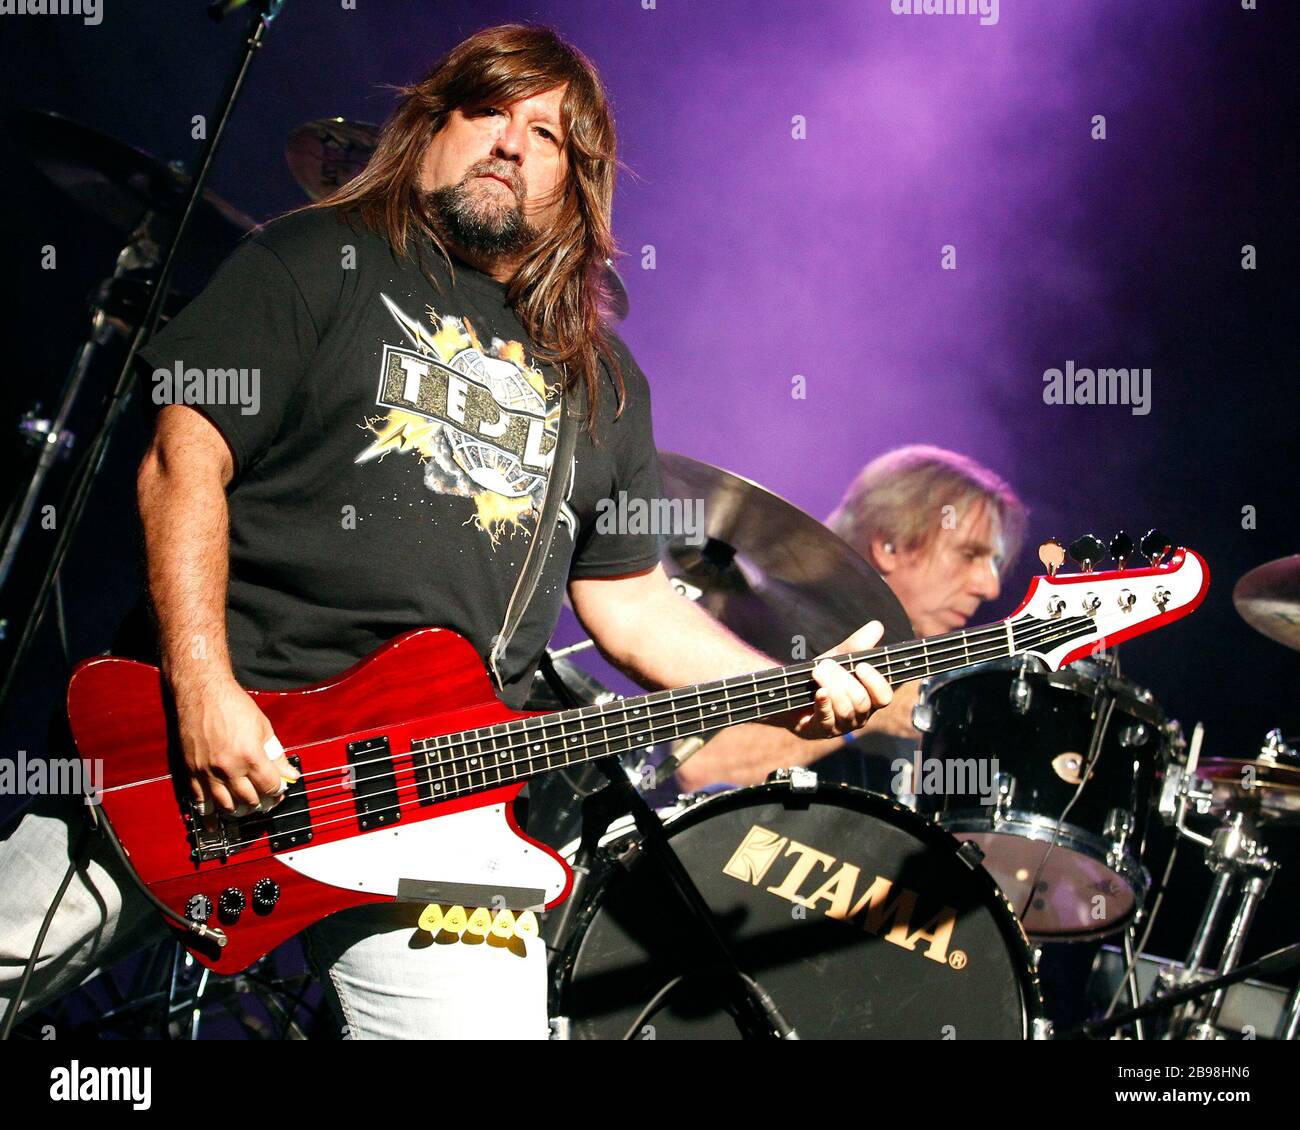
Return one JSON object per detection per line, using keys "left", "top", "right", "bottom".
{"left": 1038, "top": 538, "right": 1067, "bottom": 577}
{"left": 1068, "top": 534, "right": 1105, "bottom": 573}
{"left": 1140, "top": 528, "right": 1172, "bottom": 565}
{"left": 1109, "top": 531, "right": 1134, "bottom": 570}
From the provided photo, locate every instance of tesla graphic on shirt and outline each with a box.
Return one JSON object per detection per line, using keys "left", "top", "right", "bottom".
{"left": 355, "top": 293, "right": 575, "bottom": 545}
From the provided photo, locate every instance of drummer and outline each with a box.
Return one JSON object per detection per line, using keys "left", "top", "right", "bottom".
{"left": 675, "top": 444, "right": 1027, "bottom": 795}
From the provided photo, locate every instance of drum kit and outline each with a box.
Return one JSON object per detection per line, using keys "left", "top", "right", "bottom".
{"left": 7, "top": 109, "right": 1299, "bottom": 1041}
{"left": 530, "top": 465, "right": 1300, "bottom": 1041}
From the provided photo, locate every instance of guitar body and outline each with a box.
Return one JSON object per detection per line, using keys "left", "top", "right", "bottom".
{"left": 66, "top": 627, "right": 571, "bottom": 973}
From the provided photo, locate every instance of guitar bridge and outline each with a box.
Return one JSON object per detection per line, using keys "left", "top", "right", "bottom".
{"left": 186, "top": 805, "right": 234, "bottom": 863}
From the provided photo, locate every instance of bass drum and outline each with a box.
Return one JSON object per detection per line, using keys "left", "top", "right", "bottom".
{"left": 551, "top": 780, "right": 1044, "bottom": 1039}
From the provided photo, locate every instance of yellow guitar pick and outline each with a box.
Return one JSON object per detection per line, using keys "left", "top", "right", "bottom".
{"left": 442, "top": 905, "right": 468, "bottom": 933}
{"left": 466, "top": 906, "right": 493, "bottom": 937}
{"left": 417, "top": 904, "right": 444, "bottom": 933}
{"left": 514, "top": 910, "right": 539, "bottom": 939}
{"left": 491, "top": 909, "right": 516, "bottom": 939}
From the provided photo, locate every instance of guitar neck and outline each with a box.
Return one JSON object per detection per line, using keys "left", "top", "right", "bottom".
{"left": 410, "top": 612, "right": 1094, "bottom": 797}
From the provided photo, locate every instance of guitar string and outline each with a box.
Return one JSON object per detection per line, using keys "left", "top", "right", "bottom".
{"left": 287, "top": 614, "right": 1089, "bottom": 791}
{"left": 213, "top": 616, "right": 1092, "bottom": 852}
{"left": 265, "top": 615, "right": 1070, "bottom": 811}
{"left": 216, "top": 617, "right": 1089, "bottom": 848}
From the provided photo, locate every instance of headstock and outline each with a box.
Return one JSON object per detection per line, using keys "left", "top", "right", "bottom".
{"left": 1008, "top": 535, "right": 1209, "bottom": 671}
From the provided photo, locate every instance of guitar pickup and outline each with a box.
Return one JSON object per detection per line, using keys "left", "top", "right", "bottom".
{"left": 346, "top": 736, "right": 401, "bottom": 831}
{"left": 269, "top": 755, "right": 312, "bottom": 853}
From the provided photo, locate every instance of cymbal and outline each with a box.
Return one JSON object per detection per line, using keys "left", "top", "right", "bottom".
{"left": 13, "top": 109, "right": 254, "bottom": 249}
{"left": 656, "top": 452, "right": 913, "bottom": 662}
{"left": 1234, "top": 555, "right": 1300, "bottom": 651}
{"left": 1196, "top": 757, "right": 1300, "bottom": 826}
{"left": 284, "top": 117, "right": 379, "bottom": 202}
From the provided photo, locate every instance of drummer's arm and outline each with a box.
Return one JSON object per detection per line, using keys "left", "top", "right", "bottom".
{"left": 674, "top": 682, "right": 921, "bottom": 791}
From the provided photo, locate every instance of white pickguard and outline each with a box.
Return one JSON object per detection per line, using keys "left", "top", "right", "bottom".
{"left": 276, "top": 803, "right": 569, "bottom": 907}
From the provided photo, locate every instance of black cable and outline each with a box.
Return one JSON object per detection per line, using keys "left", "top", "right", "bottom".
{"left": 0, "top": 818, "right": 93, "bottom": 1039}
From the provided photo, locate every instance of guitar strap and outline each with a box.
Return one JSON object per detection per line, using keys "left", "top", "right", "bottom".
{"left": 488, "top": 368, "right": 580, "bottom": 696}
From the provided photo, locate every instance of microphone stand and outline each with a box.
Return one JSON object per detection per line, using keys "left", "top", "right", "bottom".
{"left": 0, "top": 0, "right": 286, "bottom": 716}
{"left": 538, "top": 654, "right": 796, "bottom": 1039}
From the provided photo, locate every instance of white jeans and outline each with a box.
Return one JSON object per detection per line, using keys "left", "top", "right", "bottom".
{"left": 0, "top": 794, "right": 549, "bottom": 1039}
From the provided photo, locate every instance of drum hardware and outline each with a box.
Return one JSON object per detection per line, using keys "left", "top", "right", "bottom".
{"left": 1280, "top": 978, "right": 1300, "bottom": 1040}
{"left": 994, "top": 771, "right": 1016, "bottom": 818}
{"left": 910, "top": 682, "right": 935, "bottom": 733}
{"left": 1119, "top": 925, "right": 1147, "bottom": 1040}
{"left": 765, "top": 765, "right": 812, "bottom": 792}
{"left": 1009, "top": 656, "right": 1033, "bottom": 714}
{"left": 1149, "top": 722, "right": 1299, "bottom": 1038}
{"left": 1160, "top": 809, "right": 1278, "bottom": 1040}
{"left": 1084, "top": 943, "right": 1300, "bottom": 1040}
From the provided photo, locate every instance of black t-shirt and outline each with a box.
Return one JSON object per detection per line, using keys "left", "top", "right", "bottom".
{"left": 137, "top": 208, "right": 662, "bottom": 708}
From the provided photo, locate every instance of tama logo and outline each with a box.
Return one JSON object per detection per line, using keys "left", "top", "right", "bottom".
{"left": 723, "top": 824, "right": 964, "bottom": 968}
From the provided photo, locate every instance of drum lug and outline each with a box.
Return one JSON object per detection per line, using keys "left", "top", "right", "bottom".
{"left": 1118, "top": 722, "right": 1149, "bottom": 748}
{"left": 1104, "top": 807, "right": 1134, "bottom": 849}
{"left": 1009, "top": 674, "right": 1033, "bottom": 715}
{"left": 1032, "top": 1017, "right": 1055, "bottom": 1040}
{"left": 911, "top": 699, "right": 934, "bottom": 734}
{"left": 957, "top": 839, "right": 986, "bottom": 869}
{"left": 770, "top": 766, "right": 819, "bottom": 792}
{"left": 911, "top": 682, "right": 934, "bottom": 733}
{"left": 549, "top": 1015, "right": 571, "bottom": 1040}
{"left": 994, "top": 772, "right": 1017, "bottom": 818}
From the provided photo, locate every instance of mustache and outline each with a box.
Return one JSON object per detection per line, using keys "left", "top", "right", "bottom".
{"left": 466, "top": 162, "right": 523, "bottom": 197}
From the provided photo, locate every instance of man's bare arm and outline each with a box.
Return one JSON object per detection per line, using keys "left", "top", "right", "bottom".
{"left": 568, "top": 564, "right": 893, "bottom": 741}
{"left": 674, "top": 681, "right": 922, "bottom": 791}
{"left": 137, "top": 405, "right": 293, "bottom": 813}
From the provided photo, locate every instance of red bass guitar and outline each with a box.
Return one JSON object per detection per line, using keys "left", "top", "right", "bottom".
{"left": 65, "top": 548, "right": 1209, "bottom": 972}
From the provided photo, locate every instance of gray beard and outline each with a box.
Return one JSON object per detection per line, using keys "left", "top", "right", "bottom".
{"left": 422, "top": 180, "right": 540, "bottom": 261}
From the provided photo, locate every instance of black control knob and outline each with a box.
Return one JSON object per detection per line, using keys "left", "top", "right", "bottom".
{"left": 185, "top": 894, "right": 213, "bottom": 924}
{"left": 218, "top": 887, "right": 246, "bottom": 919}
{"left": 252, "top": 877, "right": 280, "bottom": 913}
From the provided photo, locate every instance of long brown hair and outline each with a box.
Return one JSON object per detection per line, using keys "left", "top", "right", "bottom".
{"left": 311, "top": 24, "right": 624, "bottom": 430}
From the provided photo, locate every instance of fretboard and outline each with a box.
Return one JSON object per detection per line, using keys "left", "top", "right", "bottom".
{"left": 408, "top": 614, "right": 1093, "bottom": 802}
